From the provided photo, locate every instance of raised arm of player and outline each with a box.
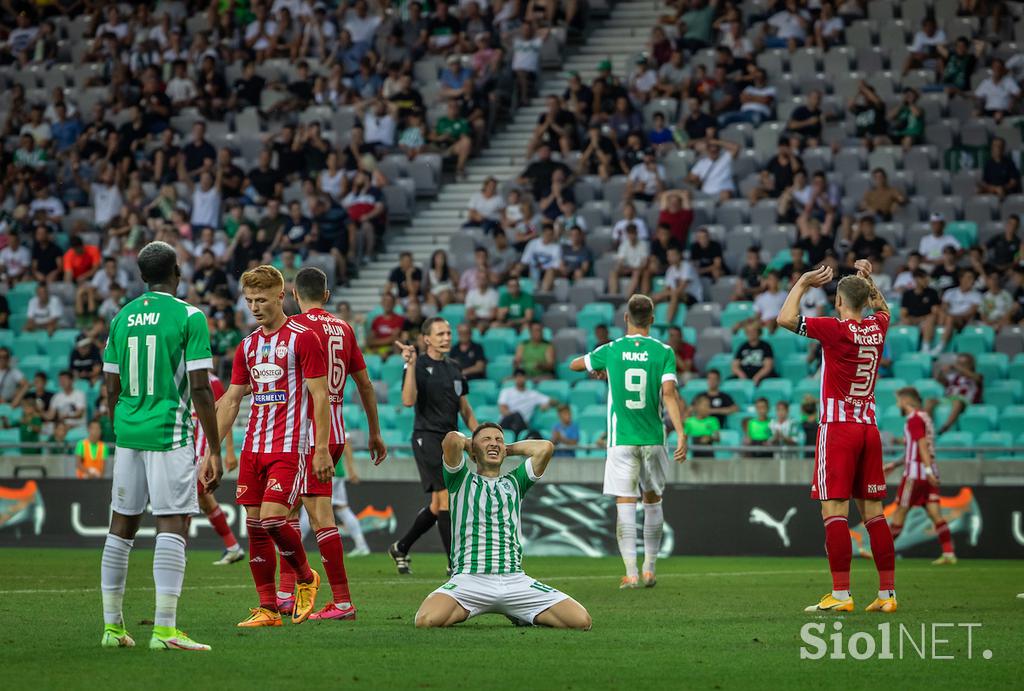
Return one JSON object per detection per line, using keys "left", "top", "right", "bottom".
{"left": 854, "top": 258, "right": 890, "bottom": 315}
{"left": 397, "top": 341, "right": 418, "bottom": 407}
{"left": 662, "top": 380, "right": 688, "bottom": 463}
{"left": 506, "top": 439, "right": 556, "bottom": 477}
{"left": 778, "top": 265, "right": 834, "bottom": 333}
{"left": 190, "top": 369, "right": 222, "bottom": 491}
{"left": 442, "top": 430, "right": 471, "bottom": 468}
{"left": 307, "top": 375, "right": 333, "bottom": 482}
{"left": 352, "top": 368, "right": 388, "bottom": 465}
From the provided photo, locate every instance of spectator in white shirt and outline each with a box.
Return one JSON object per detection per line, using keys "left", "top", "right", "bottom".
{"left": 165, "top": 59, "right": 198, "bottom": 108}
{"left": 360, "top": 98, "right": 397, "bottom": 150}
{"left": 0, "top": 348, "right": 28, "bottom": 404}
{"left": 49, "top": 371, "right": 87, "bottom": 429}
{"left": 653, "top": 246, "right": 700, "bottom": 325}
{"left": 185, "top": 168, "right": 223, "bottom": 230}
{"left": 764, "top": 0, "right": 810, "bottom": 50}
{"left": 465, "top": 272, "right": 500, "bottom": 328}
{"left": 609, "top": 224, "right": 650, "bottom": 296}
{"left": 903, "top": 17, "right": 947, "bottom": 75}
{"left": 512, "top": 22, "right": 548, "bottom": 106}
{"left": 244, "top": 5, "right": 278, "bottom": 60}
{"left": 19, "top": 105, "right": 51, "bottom": 146}
{"left": 0, "top": 233, "right": 32, "bottom": 283}
{"left": 753, "top": 271, "right": 787, "bottom": 329}
{"left": 464, "top": 177, "right": 505, "bottom": 233}
{"left": 626, "top": 151, "right": 667, "bottom": 203}
{"left": 95, "top": 5, "right": 128, "bottom": 42}
{"left": 974, "top": 58, "right": 1021, "bottom": 122}
{"left": 937, "top": 269, "right": 983, "bottom": 353}
{"left": 918, "top": 213, "right": 962, "bottom": 267}
{"left": 519, "top": 223, "right": 563, "bottom": 290}
{"left": 29, "top": 186, "right": 65, "bottom": 226}
{"left": 84, "top": 164, "right": 124, "bottom": 228}
{"left": 627, "top": 55, "right": 658, "bottom": 107}
{"left": 812, "top": 2, "right": 845, "bottom": 49}
{"left": 719, "top": 68, "right": 775, "bottom": 127}
{"left": 612, "top": 202, "right": 650, "bottom": 243}
{"left": 343, "top": 0, "right": 382, "bottom": 46}
{"left": 685, "top": 139, "right": 739, "bottom": 201}
{"left": 25, "top": 283, "right": 63, "bottom": 335}
{"left": 498, "top": 369, "right": 553, "bottom": 433}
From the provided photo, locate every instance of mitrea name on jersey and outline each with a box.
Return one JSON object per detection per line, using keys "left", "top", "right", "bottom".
{"left": 583, "top": 335, "right": 677, "bottom": 447}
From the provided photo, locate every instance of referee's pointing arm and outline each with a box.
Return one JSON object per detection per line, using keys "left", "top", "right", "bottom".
{"left": 396, "top": 341, "right": 418, "bottom": 407}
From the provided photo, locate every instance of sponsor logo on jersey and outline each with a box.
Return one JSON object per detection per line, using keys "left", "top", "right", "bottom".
{"left": 251, "top": 363, "right": 284, "bottom": 384}
{"left": 253, "top": 390, "right": 287, "bottom": 405}
{"left": 622, "top": 351, "right": 649, "bottom": 362}
{"left": 260, "top": 344, "right": 272, "bottom": 358}
{"left": 267, "top": 479, "right": 283, "bottom": 493}
{"left": 867, "top": 483, "right": 886, "bottom": 493}
{"left": 275, "top": 344, "right": 289, "bottom": 359}
{"left": 127, "top": 312, "right": 160, "bottom": 327}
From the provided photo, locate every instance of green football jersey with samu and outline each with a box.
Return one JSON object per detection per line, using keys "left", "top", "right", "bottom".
{"left": 585, "top": 335, "right": 677, "bottom": 447}
{"left": 102, "top": 291, "right": 213, "bottom": 451}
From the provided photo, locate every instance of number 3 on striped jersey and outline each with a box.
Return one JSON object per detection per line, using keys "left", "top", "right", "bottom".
{"left": 625, "top": 368, "right": 647, "bottom": 409}
{"left": 327, "top": 335, "right": 347, "bottom": 394}
{"left": 849, "top": 346, "right": 878, "bottom": 398}
{"left": 126, "top": 335, "right": 156, "bottom": 396}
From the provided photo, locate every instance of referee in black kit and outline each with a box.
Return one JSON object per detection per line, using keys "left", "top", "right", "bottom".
{"left": 389, "top": 316, "right": 478, "bottom": 575}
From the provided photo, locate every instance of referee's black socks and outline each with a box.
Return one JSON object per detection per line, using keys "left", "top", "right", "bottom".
{"left": 437, "top": 511, "right": 452, "bottom": 567}
{"left": 397, "top": 507, "right": 437, "bottom": 554}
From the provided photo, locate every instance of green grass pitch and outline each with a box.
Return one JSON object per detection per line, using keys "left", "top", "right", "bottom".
{"left": 1, "top": 549, "right": 1021, "bottom": 690}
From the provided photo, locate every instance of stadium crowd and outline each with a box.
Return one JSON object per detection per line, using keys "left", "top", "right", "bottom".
{"left": 1, "top": 0, "right": 1024, "bottom": 461}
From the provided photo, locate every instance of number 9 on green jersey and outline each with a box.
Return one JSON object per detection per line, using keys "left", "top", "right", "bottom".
{"left": 584, "top": 335, "right": 677, "bottom": 447}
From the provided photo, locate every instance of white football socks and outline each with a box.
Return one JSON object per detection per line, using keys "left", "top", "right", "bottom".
{"left": 101, "top": 533, "right": 134, "bottom": 626}
{"left": 336, "top": 506, "right": 368, "bottom": 550}
{"left": 642, "top": 502, "right": 664, "bottom": 575}
{"left": 153, "top": 533, "right": 187, "bottom": 629}
{"left": 616, "top": 503, "right": 638, "bottom": 578}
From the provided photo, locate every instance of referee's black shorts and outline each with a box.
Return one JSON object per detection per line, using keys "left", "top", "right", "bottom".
{"left": 411, "top": 430, "right": 446, "bottom": 493}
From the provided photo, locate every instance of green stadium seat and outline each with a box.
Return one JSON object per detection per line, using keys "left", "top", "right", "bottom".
{"left": 999, "top": 405, "right": 1024, "bottom": 430}
{"left": 723, "top": 412, "right": 746, "bottom": 432}
{"left": 377, "top": 407, "right": 397, "bottom": 429}
{"left": 935, "top": 431, "right": 974, "bottom": 460}
{"left": 960, "top": 324, "right": 995, "bottom": 348}
{"left": 555, "top": 361, "right": 586, "bottom": 384}
{"left": 17, "top": 354, "right": 50, "bottom": 379}
{"left": 0, "top": 330, "right": 13, "bottom": 349}
{"left": 976, "top": 352, "right": 1009, "bottom": 381}
{"left": 707, "top": 353, "right": 735, "bottom": 378}
{"left": 382, "top": 429, "right": 407, "bottom": 448}
{"left": 0, "top": 403, "right": 15, "bottom": 422}
{"left": 946, "top": 221, "right": 977, "bottom": 249}
{"left": 469, "top": 379, "right": 498, "bottom": 405}
{"left": 530, "top": 407, "right": 559, "bottom": 432}
{"left": 874, "top": 378, "right": 907, "bottom": 404}
{"left": 571, "top": 379, "right": 607, "bottom": 403}
{"left": 475, "top": 405, "right": 500, "bottom": 422}
{"left": 481, "top": 331, "right": 513, "bottom": 361}
{"left": 361, "top": 354, "right": 383, "bottom": 380}
{"left": 722, "top": 379, "right": 754, "bottom": 405}
{"left": 878, "top": 406, "right": 905, "bottom": 437}
{"left": 576, "top": 302, "right": 615, "bottom": 333}
{"left": 958, "top": 405, "right": 996, "bottom": 434}
{"left": 721, "top": 302, "right": 755, "bottom": 330}
{"left": 66, "top": 427, "right": 88, "bottom": 445}
{"left": 779, "top": 354, "right": 809, "bottom": 382}
{"left": 794, "top": 378, "right": 820, "bottom": 403}
{"left": 516, "top": 327, "right": 552, "bottom": 343}
{"left": 438, "top": 304, "right": 466, "bottom": 329}
{"left": 12, "top": 333, "right": 46, "bottom": 360}
{"left": 767, "top": 330, "right": 803, "bottom": 360}
{"left": 976, "top": 431, "right": 1012, "bottom": 449}
{"left": 0, "top": 428, "right": 20, "bottom": 455}
{"left": 653, "top": 302, "right": 686, "bottom": 327}
{"left": 488, "top": 355, "right": 514, "bottom": 383}
{"left": 983, "top": 380, "right": 1021, "bottom": 407}
{"left": 911, "top": 379, "right": 944, "bottom": 401}
{"left": 932, "top": 402, "right": 954, "bottom": 431}
{"left": 380, "top": 356, "right": 405, "bottom": 386}
{"left": 577, "top": 411, "right": 606, "bottom": 440}
{"left": 8, "top": 314, "right": 27, "bottom": 334}
{"left": 680, "top": 378, "right": 708, "bottom": 403}
{"left": 537, "top": 380, "right": 569, "bottom": 402}
{"left": 343, "top": 410, "right": 368, "bottom": 432}
{"left": 232, "top": 428, "right": 246, "bottom": 450}
{"left": 756, "top": 378, "right": 793, "bottom": 406}
{"left": 953, "top": 333, "right": 989, "bottom": 356}
{"left": 49, "top": 329, "right": 79, "bottom": 354}
{"left": 716, "top": 430, "right": 741, "bottom": 459}
{"left": 394, "top": 407, "right": 415, "bottom": 429}
{"left": 1010, "top": 356, "right": 1024, "bottom": 386}
{"left": 894, "top": 354, "right": 931, "bottom": 381}
{"left": 887, "top": 325, "right": 920, "bottom": 359}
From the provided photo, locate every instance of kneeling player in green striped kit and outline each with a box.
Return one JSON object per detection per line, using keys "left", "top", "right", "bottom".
{"left": 414, "top": 424, "right": 592, "bottom": 630}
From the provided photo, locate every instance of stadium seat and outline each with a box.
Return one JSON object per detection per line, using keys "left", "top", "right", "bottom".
{"left": 576, "top": 303, "right": 615, "bottom": 332}
{"left": 945, "top": 221, "right": 978, "bottom": 248}
{"left": 721, "top": 379, "right": 754, "bottom": 405}
{"left": 878, "top": 406, "right": 905, "bottom": 437}
{"left": 706, "top": 353, "right": 735, "bottom": 379}
{"left": 11, "top": 333, "right": 46, "bottom": 360}
{"left": 957, "top": 405, "right": 996, "bottom": 434}
{"left": 530, "top": 407, "right": 559, "bottom": 433}
{"left": 470, "top": 379, "right": 499, "bottom": 405}
{"left": 377, "top": 407, "right": 397, "bottom": 429}
{"left": 756, "top": 379, "right": 793, "bottom": 407}
{"left": 488, "top": 355, "right": 515, "bottom": 383}
{"left": 382, "top": 429, "right": 407, "bottom": 449}
{"left": 537, "top": 380, "right": 569, "bottom": 402}
{"left": 959, "top": 324, "right": 995, "bottom": 348}
{"left": 976, "top": 352, "right": 1009, "bottom": 381}
{"left": 894, "top": 354, "right": 931, "bottom": 381}
{"left": 654, "top": 302, "right": 686, "bottom": 327}
{"left": 362, "top": 354, "right": 383, "bottom": 380}
{"left": 935, "top": 432, "right": 974, "bottom": 460}
{"left": 555, "top": 361, "right": 587, "bottom": 384}
{"left": 779, "top": 354, "right": 809, "bottom": 382}
{"left": 886, "top": 326, "right": 920, "bottom": 358}
{"left": 394, "top": 407, "right": 415, "bottom": 430}
{"left": 998, "top": 405, "right": 1024, "bottom": 431}
{"left": 680, "top": 378, "right": 708, "bottom": 404}
{"left": 716, "top": 430, "right": 741, "bottom": 460}
{"left": 912, "top": 379, "right": 944, "bottom": 402}
{"left": 569, "top": 380, "right": 607, "bottom": 409}
{"left": 767, "top": 330, "right": 802, "bottom": 361}
{"left": 577, "top": 410, "right": 606, "bottom": 441}
{"left": 481, "top": 329, "right": 515, "bottom": 361}
{"left": 983, "top": 380, "right": 1020, "bottom": 407}
{"left": 438, "top": 304, "right": 466, "bottom": 329}
{"left": 1009, "top": 355, "right": 1024, "bottom": 386}
{"left": 976, "top": 431, "right": 1012, "bottom": 450}
{"left": 380, "top": 357, "right": 405, "bottom": 386}
{"left": 794, "top": 378, "right": 820, "bottom": 403}
{"left": 721, "top": 302, "right": 755, "bottom": 330}
{"left": 17, "top": 355, "right": 50, "bottom": 379}
{"left": 953, "top": 332, "right": 990, "bottom": 356}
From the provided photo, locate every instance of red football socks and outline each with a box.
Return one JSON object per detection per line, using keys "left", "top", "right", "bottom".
{"left": 262, "top": 516, "right": 314, "bottom": 583}
{"left": 823, "top": 516, "right": 851, "bottom": 591}
{"left": 865, "top": 514, "right": 896, "bottom": 591}
{"left": 246, "top": 517, "right": 278, "bottom": 609}
{"left": 277, "top": 518, "right": 301, "bottom": 596}
{"left": 208, "top": 506, "right": 238, "bottom": 550}
{"left": 316, "top": 526, "right": 352, "bottom": 605}
{"left": 934, "top": 519, "right": 955, "bottom": 555}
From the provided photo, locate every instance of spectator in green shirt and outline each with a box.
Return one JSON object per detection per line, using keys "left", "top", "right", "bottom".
{"left": 431, "top": 99, "right": 474, "bottom": 179}
{"left": 745, "top": 397, "right": 773, "bottom": 457}
{"left": 684, "top": 394, "right": 720, "bottom": 458}
{"left": 514, "top": 321, "right": 555, "bottom": 379}
{"left": 496, "top": 276, "right": 535, "bottom": 329}
{"left": 6, "top": 400, "right": 43, "bottom": 455}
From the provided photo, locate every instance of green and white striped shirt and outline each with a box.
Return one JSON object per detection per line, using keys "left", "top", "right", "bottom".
{"left": 444, "top": 457, "right": 539, "bottom": 575}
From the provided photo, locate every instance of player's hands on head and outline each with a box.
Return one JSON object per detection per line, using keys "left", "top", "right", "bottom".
{"left": 368, "top": 433, "right": 388, "bottom": 466}
{"left": 800, "top": 265, "right": 833, "bottom": 287}
{"left": 853, "top": 258, "right": 872, "bottom": 278}
{"left": 313, "top": 447, "right": 333, "bottom": 483}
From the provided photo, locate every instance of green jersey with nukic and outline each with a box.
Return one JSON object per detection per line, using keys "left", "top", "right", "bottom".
{"left": 102, "top": 291, "right": 213, "bottom": 451}
{"left": 585, "top": 334, "right": 677, "bottom": 447}
{"left": 444, "top": 458, "right": 537, "bottom": 575}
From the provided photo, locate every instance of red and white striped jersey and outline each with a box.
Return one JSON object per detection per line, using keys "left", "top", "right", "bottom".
{"left": 903, "top": 409, "right": 936, "bottom": 480}
{"left": 943, "top": 371, "right": 982, "bottom": 404}
{"left": 799, "top": 311, "right": 890, "bottom": 425}
{"left": 290, "top": 307, "right": 367, "bottom": 447}
{"left": 193, "top": 373, "right": 225, "bottom": 461}
{"left": 231, "top": 318, "right": 327, "bottom": 455}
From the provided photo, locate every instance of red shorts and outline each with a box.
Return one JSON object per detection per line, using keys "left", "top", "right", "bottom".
{"left": 236, "top": 451, "right": 304, "bottom": 507}
{"left": 896, "top": 476, "right": 940, "bottom": 507}
{"left": 297, "top": 444, "right": 346, "bottom": 497}
{"left": 811, "top": 422, "right": 886, "bottom": 500}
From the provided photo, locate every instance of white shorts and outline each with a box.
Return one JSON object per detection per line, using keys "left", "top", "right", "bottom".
{"left": 431, "top": 572, "right": 569, "bottom": 625}
{"left": 111, "top": 444, "right": 199, "bottom": 516}
{"left": 603, "top": 445, "right": 669, "bottom": 498}
{"left": 331, "top": 477, "right": 348, "bottom": 507}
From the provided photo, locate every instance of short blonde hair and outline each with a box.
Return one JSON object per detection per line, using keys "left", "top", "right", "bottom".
{"left": 240, "top": 265, "right": 285, "bottom": 292}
